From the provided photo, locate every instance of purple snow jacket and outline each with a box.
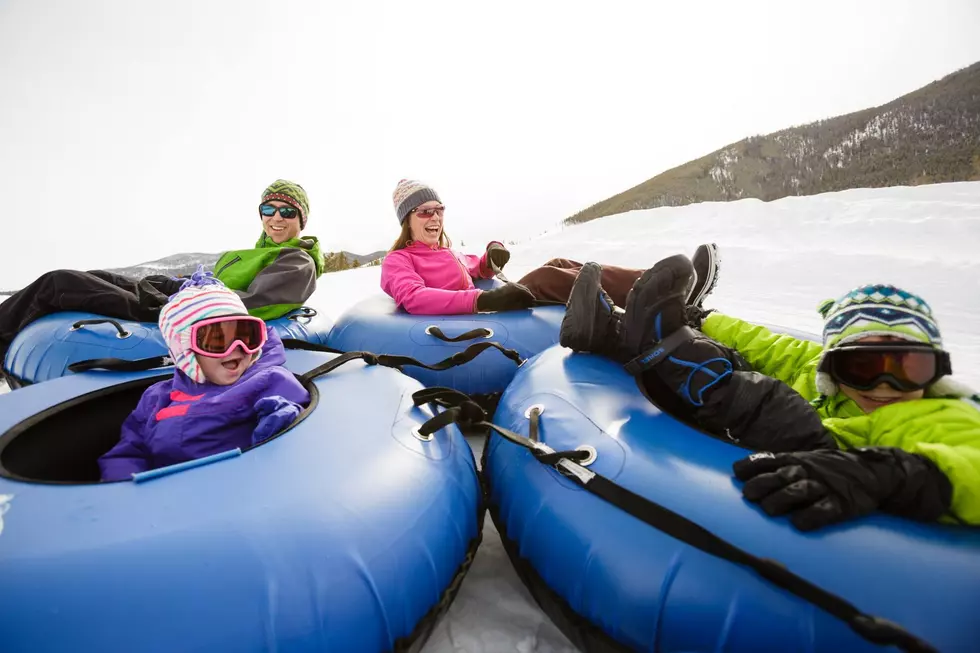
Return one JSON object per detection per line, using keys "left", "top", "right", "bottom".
{"left": 98, "top": 330, "right": 310, "bottom": 481}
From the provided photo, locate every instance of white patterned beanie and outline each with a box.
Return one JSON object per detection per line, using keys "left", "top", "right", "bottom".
{"left": 814, "top": 283, "right": 943, "bottom": 396}
{"left": 393, "top": 179, "right": 441, "bottom": 225}
{"left": 158, "top": 268, "right": 257, "bottom": 383}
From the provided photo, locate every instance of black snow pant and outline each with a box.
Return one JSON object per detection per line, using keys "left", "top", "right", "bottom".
{"left": 0, "top": 269, "right": 184, "bottom": 362}
{"left": 638, "top": 333, "right": 838, "bottom": 453}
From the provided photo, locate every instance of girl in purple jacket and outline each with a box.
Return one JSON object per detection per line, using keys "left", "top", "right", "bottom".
{"left": 98, "top": 271, "right": 310, "bottom": 481}
{"left": 380, "top": 179, "right": 537, "bottom": 315}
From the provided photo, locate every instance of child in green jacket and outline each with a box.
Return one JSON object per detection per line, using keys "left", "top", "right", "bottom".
{"left": 559, "top": 247, "right": 979, "bottom": 531}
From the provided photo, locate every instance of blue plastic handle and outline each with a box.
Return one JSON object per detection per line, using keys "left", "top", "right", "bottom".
{"left": 131, "top": 448, "right": 242, "bottom": 483}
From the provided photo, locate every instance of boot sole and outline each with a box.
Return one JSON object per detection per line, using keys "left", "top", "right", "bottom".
{"left": 559, "top": 262, "right": 603, "bottom": 352}
{"left": 688, "top": 243, "right": 720, "bottom": 307}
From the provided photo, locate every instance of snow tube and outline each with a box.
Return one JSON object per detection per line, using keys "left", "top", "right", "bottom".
{"left": 2, "top": 306, "right": 333, "bottom": 387}
{"left": 327, "top": 280, "right": 565, "bottom": 396}
{"left": 484, "top": 343, "right": 980, "bottom": 653}
{"left": 0, "top": 347, "right": 482, "bottom": 653}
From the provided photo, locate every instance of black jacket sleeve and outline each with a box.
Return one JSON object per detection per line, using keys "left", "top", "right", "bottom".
{"left": 699, "top": 370, "right": 839, "bottom": 452}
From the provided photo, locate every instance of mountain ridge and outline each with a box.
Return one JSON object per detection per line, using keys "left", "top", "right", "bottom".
{"left": 566, "top": 61, "right": 980, "bottom": 224}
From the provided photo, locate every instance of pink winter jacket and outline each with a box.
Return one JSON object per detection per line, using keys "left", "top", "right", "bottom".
{"left": 381, "top": 241, "right": 502, "bottom": 315}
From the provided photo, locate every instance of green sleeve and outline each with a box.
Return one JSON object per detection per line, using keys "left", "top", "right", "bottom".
{"left": 824, "top": 399, "right": 980, "bottom": 526}
{"left": 701, "top": 312, "right": 824, "bottom": 390}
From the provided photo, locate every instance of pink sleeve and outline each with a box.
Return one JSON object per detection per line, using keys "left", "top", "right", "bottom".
{"left": 381, "top": 251, "right": 482, "bottom": 315}
{"left": 458, "top": 241, "right": 503, "bottom": 280}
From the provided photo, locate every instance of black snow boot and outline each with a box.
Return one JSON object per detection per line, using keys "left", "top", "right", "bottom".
{"left": 620, "top": 255, "right": 739, "bottom": 408}
{"left": 559, "top": 262, "right": 624, "bottom": 358}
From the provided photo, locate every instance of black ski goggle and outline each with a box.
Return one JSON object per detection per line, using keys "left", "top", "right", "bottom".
{"left": 820, "top": 343, "right": 951, "bottom": 392}
{"left": 259, "top": 204, "right": 299, "bottom": 220}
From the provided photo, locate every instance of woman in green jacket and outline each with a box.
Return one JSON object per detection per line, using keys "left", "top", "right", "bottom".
{"left": 559, "top": 247, "right": 979, "bottom": 532}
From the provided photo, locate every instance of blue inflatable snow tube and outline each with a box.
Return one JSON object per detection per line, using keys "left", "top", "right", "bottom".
{"left": 0, "top": 348, "right": 481, "bottom": 652}
{"left": 484, "top": 344, "right": 980, "bottom": 653}
{"left": 2, "top": 306, "right": 333, "bottom": 387}
{"left": 327, "top": 280, "right": 565, "bottom": 395}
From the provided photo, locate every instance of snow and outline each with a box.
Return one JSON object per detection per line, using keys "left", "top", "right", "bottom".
{"left": 2, "top": 181, "right": 979, "bottom": 651}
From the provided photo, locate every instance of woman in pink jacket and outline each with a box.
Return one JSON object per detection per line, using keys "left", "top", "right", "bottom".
{"left": 380, "top": 179, "right": 537, "bottom": 315}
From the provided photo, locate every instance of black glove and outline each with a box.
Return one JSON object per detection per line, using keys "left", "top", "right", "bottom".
{"left": 486, "top": 243, "right": 511, "bottom": 271}
{"left": 476, "top": 283, "right": 535, "bottom": 312}
{"left": 732, "top": 447, "right": 952, "bottom": 531}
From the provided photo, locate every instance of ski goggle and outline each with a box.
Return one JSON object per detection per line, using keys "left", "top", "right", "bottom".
{"left": 259, "top": 204, "right": 300, "bottom": 220}
{"left": 820, "top": 343, "right": 951, "bottom": 392}
{"left": 189, "top": 315, "right": 268, "bottom": 358}
{"left": 413, "top": 205, "right": 445, "bottom": 219}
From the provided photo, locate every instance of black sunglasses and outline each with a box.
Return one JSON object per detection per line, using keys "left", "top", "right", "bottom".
{"left": 259, "top": 204, "right": 299, "bottom": 219}
{"left": 820, "top": 342, "right": 951, "bottom": 392}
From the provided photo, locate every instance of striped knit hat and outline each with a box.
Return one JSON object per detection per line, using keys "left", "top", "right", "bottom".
{"left": 393, "top": 179, "right": 441, "bottom": 225}
{"left": 814, "top": 283, "right": 943, "bottom": 395}
{"left": 158, "top": 268, "right": 258, "bottom": 384}
{"left": 261, "top": 179, "right": 310, "bottom": 229}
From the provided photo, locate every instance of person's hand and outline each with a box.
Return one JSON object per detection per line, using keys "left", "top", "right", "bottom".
{"left": 486, "top": 243, "right": 511, "bottom": 271}
{"left": 732, "top": 450, "right": 884, "bottom": 531}
{"left": 252, "top": 395, "right": 303, "bottom": 443}
{"left": 476, "top": 283, "right": 535, "bottom": 312}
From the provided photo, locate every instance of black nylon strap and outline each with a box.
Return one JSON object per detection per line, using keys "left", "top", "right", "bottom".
{"left": 424, "top": 326, "right": 492, "bottom": 342}
{"left": 410, "top": 390, "right": 937, "bottom": 653}
{"left": 68, "top": 355, "right": 173, "bottom": 374}
{"left": 624, "top": 325, "right": 699, "bottom": 376}
{"left": 301, "top": 341, "right": 526, "bottom": 383}
{"left": 281, "top": 338, "right": 345, "bottom": 354}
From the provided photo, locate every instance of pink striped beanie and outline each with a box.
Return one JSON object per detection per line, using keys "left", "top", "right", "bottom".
{"left": 158, "top": 269, "right": 256, "bottom": 383}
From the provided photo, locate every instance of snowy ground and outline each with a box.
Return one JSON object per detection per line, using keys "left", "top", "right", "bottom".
{"left": 2, "top": 182, "right": 979, "bottom": 651}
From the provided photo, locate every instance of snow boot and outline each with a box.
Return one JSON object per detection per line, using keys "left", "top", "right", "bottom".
{"left": 620, "top": 255, "right": 737, "bottom": 408}
{"left": 559, "top": 262, "right": 624, "bottom": 358}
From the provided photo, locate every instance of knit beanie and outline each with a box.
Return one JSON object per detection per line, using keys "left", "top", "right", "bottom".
{"left": 159, "top": 267, "right": 258, "bottom": 384}
{"left": 393, "top": 179, "right": 441, "bottom": 225}
{"left": 261, "top": 179, "right": 310, "bottom": 230}
{"left": 814, "top": 283, "right": 943, "bottom": 396}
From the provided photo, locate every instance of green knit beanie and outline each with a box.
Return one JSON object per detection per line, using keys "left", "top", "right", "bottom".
{"left": 261, "top": 179, "right": 310, "bottom": 229}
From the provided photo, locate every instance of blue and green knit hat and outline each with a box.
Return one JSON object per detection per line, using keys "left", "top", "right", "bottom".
{"left": 814, "top": 283, "right": 943, "bottom": 395}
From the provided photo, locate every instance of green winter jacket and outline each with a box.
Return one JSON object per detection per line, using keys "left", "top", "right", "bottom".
{"left": 214, "top": 234, "right": 324, "bottom": 321}
{"left": 702, "top": 312, "right": 980, "bottom": 526}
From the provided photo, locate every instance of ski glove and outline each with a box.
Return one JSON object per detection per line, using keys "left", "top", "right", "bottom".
{"left": 732, "top": 447, "right": 952, "bottom": 531}
{"left": 486, "top": 243, "right": 511, "bottom": 271}
{"left": 476, "top": 283, "right": 535, "bottom": 312}
{"left": 252, "top": 395, "right": 304, "bottom": 444}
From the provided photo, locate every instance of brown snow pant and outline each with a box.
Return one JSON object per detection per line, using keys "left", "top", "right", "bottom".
{"left": 517, "top": 258, "right": 644, "bottom": 306}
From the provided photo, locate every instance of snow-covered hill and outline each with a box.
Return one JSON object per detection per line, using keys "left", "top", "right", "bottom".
{"left": 311, "top": 181, "right": 980, "bottom": 391}
{"left": 2, "top": 181, "right": 978, "bottom": 652}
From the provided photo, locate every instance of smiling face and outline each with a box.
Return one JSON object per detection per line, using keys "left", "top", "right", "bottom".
{"left": 196, "top": 345, "right": 258, "bottom": 386}
{"left": 261, "top": 200, "right": 302, "bottom": 243}
{"left": 837, "top": 335, "right": 926, "bottom": 413}
{"left": 408, "top": 201, "right": 445, "bottom": 248}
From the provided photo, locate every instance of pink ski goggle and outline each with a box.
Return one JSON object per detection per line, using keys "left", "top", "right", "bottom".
{"left": 188, "top": 315, "right": 268, "bottom": 358}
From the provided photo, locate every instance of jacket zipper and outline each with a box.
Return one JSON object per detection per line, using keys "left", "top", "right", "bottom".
{"left": 215, "top": 255, "right": 241, "bottom": 277}
{"left": 451, "top": 251, "right": 469, "bottom": 289}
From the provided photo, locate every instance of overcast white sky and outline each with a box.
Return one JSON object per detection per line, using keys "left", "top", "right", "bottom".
{"left": 1, "top": 0, "right": 979, "bottom": 287}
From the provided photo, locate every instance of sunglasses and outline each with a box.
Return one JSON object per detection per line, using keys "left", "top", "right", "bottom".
{"left": 820, "top": 343, "right": 951, "bottom": 392}
{"left": 259, "top": 204, "right": 300, "bottom": 220}
{"left": 189, "top": 315, "right": 268, "bottom": 358}
{"left": 413, "top": 205, "right": 445, "bottom": 219}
